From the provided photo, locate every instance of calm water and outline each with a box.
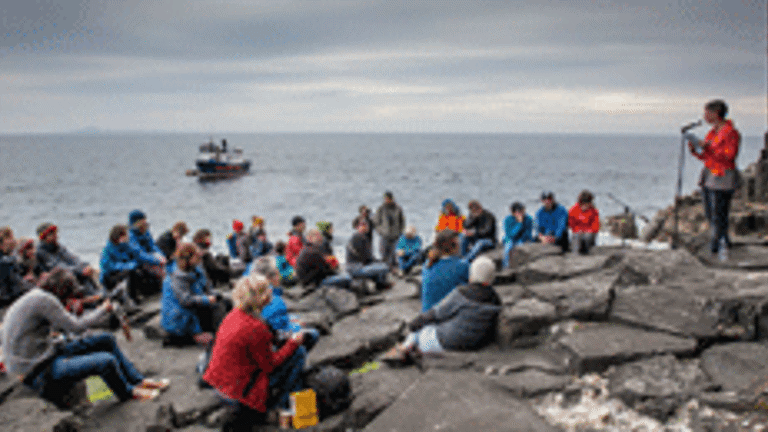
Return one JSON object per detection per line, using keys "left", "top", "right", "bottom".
{"left": 0, "top": 132, "right": 763, "bottom": 264}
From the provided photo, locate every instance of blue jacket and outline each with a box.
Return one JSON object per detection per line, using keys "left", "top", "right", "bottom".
{"left": 261, "top": 286, "right": 301, "bottom": 334}
{"left": 275, "top": 255, "right": 295, "bottom": 282}
{"left": 396, "top": 235, "right": 422, "bottom": 255}
{"left": 129, "top": 228, "right": 163, "bottom": 265}
{"left": 226, "top": 233, "right": 239, "bottom": 258}
{"left": 161, "top": 266, "right": 211, "bottom": 337}
{"left": 249, "top": 239, "right": 273, "bottom": 260}
{"left": 534, "top": 204, "right": 568, "bottom": 238}
{"left": 503, "top": 214, "right": 534, "bottom": 244}
{"left": 99, "top": 241, "right": 155, "bottom": 284}
{"left": 421, "top": 256, "right": 469, "bottom": 312}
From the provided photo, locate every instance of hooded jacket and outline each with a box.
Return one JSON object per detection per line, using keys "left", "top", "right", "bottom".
{"left": 161, "top": 266, "right": 212, "bottom": 337}
{"left": 374, "top": 202, "right": 405, "bottom": 239}
{"left": 435, "top": 199, "right": 465, "bottom": 232}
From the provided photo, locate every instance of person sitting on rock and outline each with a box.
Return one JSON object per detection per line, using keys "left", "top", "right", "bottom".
{"left": 273, "top": 240, "right": 297, "bottom": 287}
{"left": 100, "top": 224, "right": 161, "bottom": 303}
{"left": 161, "top": 243, "right": 227, "bottom": 347}
{"left": 16, "top": 237, "right": 44, "bottom": 286}
{"left": 156, "top": 221, "right": 189, "bottom": 261}
{"left": 382, "top": 256, "right": 501, "bottom": 363}
{"left": 203, "top": 275, "right": 309, "bottom": 429}
{"left": 395, "top": 225, "right": 424, "bottom": 276}
{"left": 0, "top": 226, "right": 34, "bottom": 305}
{"left": 346, "top": 219, "right": 390, "bottom": 290}
{"left": 502, "top": 202, "right": 534, "bottom": 269}
{"left": 193, "top": 229, "right": 233, "bottom": 287}
{"left": 460, "top": 200, "right": 498, "bottom": 262}
{"left": 295, "top": 229, "right": 351, "bottom": 289}
{"left": 435, "top": 199, "right": 465, "bottom": 233}
{"left": 127, "top": 210, "right": 166, "bottom": 292}
{"left": 535, "top": 191, "right": 569, "bottom": 253}
{"left": 250, "top": 256, "right": 320, "bottom": 350}
{"left": 421, "top": 229, "right": 469, "bottom": 312}
{"left": 226, "top": 219, "right": 252, "bottom": 263}
{"left": 285, "top": 216, "right": 306, "bottom": 268}
{"left": 569, "top": 190, "right": 600, "bottom": 255}
{"left": 316, "top": 221, "right": 334, "bottom": 256}
{"left": 36, "top": 222, "right": 103, "bottom": 297}
{"left": 2, "top": 267, "right": 169, "bottom": 406}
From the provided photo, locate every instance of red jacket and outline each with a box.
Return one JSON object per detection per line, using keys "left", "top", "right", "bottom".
{"left": 568, "top": 204, "right": 600, "bottom": 234}
{"left": 285, "top": 233, "right": 304, "bottom": 267}
{"left": 435, "top": 214, "right": 465, "bottom": 233}
{"left": 203, "top": 308, "right": 299, "bottom": 412}
{"left": 694, "top": 120, "right": 740, "bottom": 176}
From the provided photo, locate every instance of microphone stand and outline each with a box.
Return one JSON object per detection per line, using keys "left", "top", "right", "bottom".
{"left": 672, "top": 132, "right": 686, "bottom": 249}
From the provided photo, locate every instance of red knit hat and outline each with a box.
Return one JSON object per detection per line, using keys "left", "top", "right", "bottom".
{"left": 232, "top": 220, "right": 244, "bottom": 232}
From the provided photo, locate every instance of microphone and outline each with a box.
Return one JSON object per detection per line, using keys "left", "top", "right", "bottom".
{"left": 680, "top": 120, "right": 702, "bottom": 134}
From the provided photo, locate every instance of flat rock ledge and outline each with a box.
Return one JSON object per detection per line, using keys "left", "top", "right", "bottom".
{"left": 7, "top": 245, "right": 768, "bottom": 431}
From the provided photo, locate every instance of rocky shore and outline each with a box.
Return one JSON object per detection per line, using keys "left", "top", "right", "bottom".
{"left": 4, "top": 242, "right": 768, "bottom": 431}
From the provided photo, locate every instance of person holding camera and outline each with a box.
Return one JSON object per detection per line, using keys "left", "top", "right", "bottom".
{"left": 686, "top": 99, "right": 741, "bottom": 259}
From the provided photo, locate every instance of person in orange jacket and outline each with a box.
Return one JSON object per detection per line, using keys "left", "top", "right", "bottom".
{"left": 435, "top": 199, "right": 465, "bottom": 233}
{"left": 568, "top": 190, "right": 600, "bottom": 255}
{"left": 686, "top": 99, "right": 741, "bottom": 259}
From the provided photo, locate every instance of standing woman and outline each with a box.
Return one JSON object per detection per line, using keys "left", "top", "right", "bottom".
{"left": 687, "top": 99, "right": 741, "bottom": 259}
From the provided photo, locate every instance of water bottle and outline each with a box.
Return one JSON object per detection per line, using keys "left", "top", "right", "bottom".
{"left": 717, "top": 238, "right": 728, "bottom": 262}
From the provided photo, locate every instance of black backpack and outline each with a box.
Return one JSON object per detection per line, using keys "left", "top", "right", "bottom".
{"left": 305, "top": 366, "right": 352, "bottom": 418}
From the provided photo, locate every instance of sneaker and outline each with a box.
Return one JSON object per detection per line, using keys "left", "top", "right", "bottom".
{"left": 140, "top": 378, "right": 171, "bottom": 392}
{"left": 379, "top": 345, "right": 408, "bottom": 365}
{"left": 132, "top": 387, "right": 160, "bottom": 401}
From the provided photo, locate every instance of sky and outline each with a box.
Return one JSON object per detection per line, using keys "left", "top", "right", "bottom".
{"left": 1, "top": 0, "right": 766, "bottom": 135}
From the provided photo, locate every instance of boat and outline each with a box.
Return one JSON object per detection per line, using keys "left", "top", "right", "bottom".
{"left": 189, "top": 138, "right": 251, "bottom": 181}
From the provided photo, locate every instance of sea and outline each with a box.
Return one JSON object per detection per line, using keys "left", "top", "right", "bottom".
{"left": 0, "top": 132, "right": 764, "bottom": 265}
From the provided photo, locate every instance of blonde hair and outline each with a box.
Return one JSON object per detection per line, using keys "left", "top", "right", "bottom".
{"left": 232, "top": 274, "right": 271, "bottom": 313}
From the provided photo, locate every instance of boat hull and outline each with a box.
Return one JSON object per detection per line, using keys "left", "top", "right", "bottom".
{"left": 195, "top": 160, "right": 251, "bottom": 180}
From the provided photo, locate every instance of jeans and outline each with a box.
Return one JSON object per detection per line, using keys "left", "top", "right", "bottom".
{"left": 379, "top": 237, "right": 399, "bottom": 266}
{"left": 461, "top": 238, "right": 495, "bottom": 262}
{"left": 347, "top": 262, "right": 389, "bottom": 285}
{"left": 268, "top": 346, "right": 306, "bottom": 409}
{"left": 502, "top": 239, "right": 527, "bottom": 269}
{"left": 397, "top": 251, "right": 423, "bottom": 274}
{"left": 28, "top": 332, "right": 144, "bottom": 402}
{"left": 572, "top": 232, "right": 597, "bottom": 255}
{"left": 702, "top": 187, "right": 733, "bottom": 253}
{"left": 320, "top": 273, "right": 352, "bottom": 289}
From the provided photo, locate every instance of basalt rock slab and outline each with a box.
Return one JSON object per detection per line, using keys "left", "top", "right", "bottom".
{"left": 556, "top": 323, "right": 698, "bottom": 374}
{"left": 698, "top": 244, "right": 768, "bottom": 270}
{"left": 700, "top": 342, "right": 768, "bottom": 395}
{"left": 606, "top": 355, "right": 712, "bottom": 422}
{"left": 494, "top": 283, "right": 525, "bottom": 305}
{"left": 307, "top": 300, "right": 421, "bottom": 368}
{"left": 485, "top": 370, "right": 572, "bottom": 398}
{"left": 618, "top": 248, "right": 709, "bottom": 286}
{"left": 142, "top": 314, "right": 167, "bottom": 341}
{"left": 289, "top": 286, "right": 360, "bottom": 320}
{"left": 344, "top": 365, "right": 421, "bottom": 430}
{"left": 507, "top": 242, "right": 562, "bottom": 269}
{"left": 381, "top": 279, "right": 419, "bottom": 302}
{"left": 472, "top": 345, "right": 574, "bottom": 375}
{"left": 527, "top": 270, "right": 618, "bottom": 320}
{"left": 363, "top": 371, "right": 560, "bottom": 432}
{"left": 290, "top": 311, "right": 334, "bottom": 335}
{"left": 610, "top": 285, "right": 721, "bottom": 339}
{"left": 496, "top": 298, "right": 557, "bottom": 348}
{"left": 0, "top": 397, "right": 77, "bottom": 432}
{"left": 518, "top": 253, "right": 617, "bottom": 285}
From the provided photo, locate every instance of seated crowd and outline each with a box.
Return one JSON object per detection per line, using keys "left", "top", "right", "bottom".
{"left": 0, "top": 189, "right": 600, "bottom": 425}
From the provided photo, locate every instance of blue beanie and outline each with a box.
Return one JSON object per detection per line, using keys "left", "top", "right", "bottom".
{"left": 128, "top": 209, "right": 146, "bottom": 226}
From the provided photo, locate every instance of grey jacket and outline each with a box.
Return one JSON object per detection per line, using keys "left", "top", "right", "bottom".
{"left": 374, "top": 203, "right": 405, "bottom": 239}
{"left": 1, "top": 288, "right": 109, "bottom": 377}
{"left": 36, "top": 242, "right": 89, "bottom": 276}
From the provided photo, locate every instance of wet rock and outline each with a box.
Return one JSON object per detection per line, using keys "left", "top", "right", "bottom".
{"left": 496, "top": 298, "right": 557, "bottom": 348}
{"left": 486, "top": 370, "right": 572, "bottom": 398}
{"left": 527, "top": 270, "right": 618, "bottom": 320}
{"left": 363, "top": 371, "right": 560, "bottom": 432}
{"left": 606, "top": 355, "right": 712, "bottom": 422}
{"left": 700, "top": 342, "right": 768, "bottom": 394}
{"left": 289, "top": 286, "right": 359, "bottom": 320}
{"left": 518, "top": 254, "right": 616, "bottom": 285}
{"left": 0, "top": 397, "right": 76, "bottom": 432}
{"left": 307, "top": 301, "right": 421, "bottom": 368}
{"left": 556, "top": 323, "right": 698, "bottom": 374}
{"left": 345, "top": 365, "right": 421, "bottom": 430}
{"left": 610, "top": 285, "right": 721, "bottom": 339}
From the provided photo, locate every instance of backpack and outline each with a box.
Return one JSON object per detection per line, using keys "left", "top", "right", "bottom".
{"left": 305, "top": 366, "right": 352, "bottom": 418}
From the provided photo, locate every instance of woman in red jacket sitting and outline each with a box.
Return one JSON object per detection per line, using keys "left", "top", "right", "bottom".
{"left": 568, "top": 190, "right": 600, "bottom": 255}
{"left": 203, "top": 274, "right": 308, "bottom": 431}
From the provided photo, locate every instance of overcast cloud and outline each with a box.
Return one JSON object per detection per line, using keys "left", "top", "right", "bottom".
{"left": 1, "top": 0, "right": 765, "bottom": 134}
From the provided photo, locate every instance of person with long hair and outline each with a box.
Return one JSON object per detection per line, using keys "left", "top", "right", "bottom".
{"left": 420, "top": 229, "right": 469, "bottom": 312}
